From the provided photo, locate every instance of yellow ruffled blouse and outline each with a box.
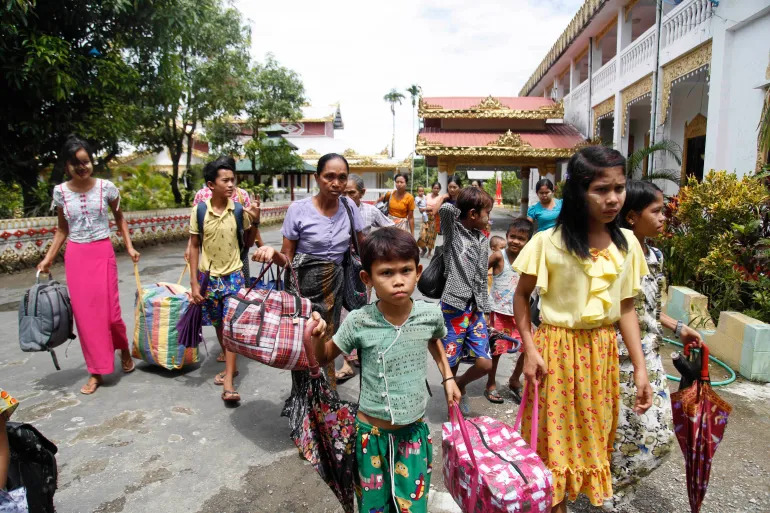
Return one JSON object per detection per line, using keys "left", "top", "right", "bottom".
{"left": 513, "top": 227, "right": 648, "bottom": 329}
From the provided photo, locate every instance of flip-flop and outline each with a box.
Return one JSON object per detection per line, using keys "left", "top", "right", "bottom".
{"left": 221, "top": 390, "right": 241, "bottom": 403}
{"left": 214, "top": 370, "right": 239, "bottom": 385}
{"left": 484, "top": 388, "right": 505, "bottom": 404}
{"left": 216, "top": 352, "right": 226, "bottom": 363}
{"left": 335, "top": 369, "right": 355, "bottom": 382}
{"left": 121, "top": 358, "right": 135, "bottom": 373}
{"left": 80, "top": 378, "right": 102, "bottom": 395}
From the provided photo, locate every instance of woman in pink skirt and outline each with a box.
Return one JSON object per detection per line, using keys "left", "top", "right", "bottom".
{"left": 37, "top": 135, "right": 141, "bottom": 395}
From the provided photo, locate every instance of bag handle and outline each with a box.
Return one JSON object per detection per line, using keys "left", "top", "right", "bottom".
{"left": 513, "top": 381, "right": 539, "bottom": 449}
{"left": 303, "top": 319, "right": 322, "bottom": 378}
{"left": 133, "top": 263, "right": 145, "bottom": 315}
{"left": 177, "top": 263, "right": 190, "bottom": 285}
{"left": 449, "top": 404, "right": 479, "bottom": 509}
{"left": 35, "top": 270, "right": 53, "bottom": 284}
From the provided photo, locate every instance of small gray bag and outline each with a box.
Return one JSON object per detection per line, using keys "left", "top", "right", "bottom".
{"left": 18, "top": 271, "right": 76, "bottom": 370}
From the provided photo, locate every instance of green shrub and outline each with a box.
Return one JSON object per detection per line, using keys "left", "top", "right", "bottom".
{"left": 661, "top": 170, "right": 770, "bottom": 323}
{"left": 115, "top": 164, "right": 175, "bottom": 211}
{"left": 238, "top": 179, "right": 273, "bottom": 202}
{"left": 0, "top": 182, "right": 24, "bottom": 219}
{"left": 482, "top": 172, "right": 522, "bottom": 206}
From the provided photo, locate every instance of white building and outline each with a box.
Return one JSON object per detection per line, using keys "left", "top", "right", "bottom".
{"left": 520, "top": 0, "right": 770, "bottom": 188}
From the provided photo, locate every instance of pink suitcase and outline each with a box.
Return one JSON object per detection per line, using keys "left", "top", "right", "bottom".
{"left": 442, "top": 385, "right": 553, "bottom": 512}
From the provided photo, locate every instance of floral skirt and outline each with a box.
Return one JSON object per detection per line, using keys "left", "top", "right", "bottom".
{"left": 520, "top": 324, "right": 620, "bottom": 507}
{"left": 417, "top": 213, "right": 437, "bottom": 250}
{"left": 605, "top": 347, "right": 675, "bottom": 510}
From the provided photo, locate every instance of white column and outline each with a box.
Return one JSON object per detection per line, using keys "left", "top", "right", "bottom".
{"left": 592, "top": 42, "right": 603, "bottom": 69}
{"left": 438, "top": 170, "right": 448, "bottom": 193}
{"left": 272, "top": 176, "right": 278, "bottom": 190}
{"left": 570, "top": 58, "right": 578, "bottom": 91}
{"left": 703, "top": 19, "right": 730, "bottom": 171}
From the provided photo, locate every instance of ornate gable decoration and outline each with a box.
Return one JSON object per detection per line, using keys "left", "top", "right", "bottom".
{"left": 487, "top": 130, "right": 531, "bottom": 148}
{"left": 342, "top": 148, "right": 358, "bottom": 158}
{"left": 303, "top": 148, "right": 319, "bottom": 156}
{"left": 471, "top": 95, "right": 504, "bottom": 110}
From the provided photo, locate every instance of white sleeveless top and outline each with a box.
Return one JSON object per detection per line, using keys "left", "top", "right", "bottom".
{"left": 489, "top": 250, "right": 520, "bottom": 315}
{"left": 52, "top": 179, "right": 120, "bottom": 244}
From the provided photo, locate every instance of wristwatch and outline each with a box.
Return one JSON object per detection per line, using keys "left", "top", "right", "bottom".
{"left": 675, "top": 320, "right": 684, "bottom": 339}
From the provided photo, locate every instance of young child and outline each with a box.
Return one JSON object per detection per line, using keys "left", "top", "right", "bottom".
{"left": 0, "top": 388, "right": 19, "bottom": 491}
{"left": 189, "top": 156, "right": 257, "bottom": 405}
{"left": 415, "top": 186, "right": 428, "bottom": 224}
{"left": 437, "top": 187, "right": 495, "bottom": 415}
{"left": 512, "top": 146, "right": 653, "bottom": 513}
{"left": 311, "top": 227, "right": 461, "bottom": 513}
{"left": 484, "top": 218, "right": 533, "bottom": 404}
{"left": 486, "top": 236, "right": 506, "bottom": 291}
{"left": 606, "top": 180, "right": 703, "bottom": 511}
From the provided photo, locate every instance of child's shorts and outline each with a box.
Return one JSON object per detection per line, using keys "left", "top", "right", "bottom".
{"left": 488, "top": 311, "right": 522, "bottom": 356}
{"left": 199, "top": 270, "right": 244, "bottom": 328}
{"left": 355, "top": 418, "right": 432, "bottom": 513}
{"left": 440, "top": 302, "right": 491, "bottom": 367}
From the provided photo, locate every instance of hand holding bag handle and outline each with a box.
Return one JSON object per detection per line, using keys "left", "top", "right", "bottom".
{"left": 513, "top": 381, "right": 540, "bottom": 450}
{"left": 450, "top": 403, "right": 479, "bottom": 510}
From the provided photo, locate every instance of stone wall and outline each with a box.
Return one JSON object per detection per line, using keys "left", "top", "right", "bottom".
{"left": 0, "top": 204, "right": 288, "bottom": 273}
{"left": 665, "top": 286, "right": 770, "bottom": 383}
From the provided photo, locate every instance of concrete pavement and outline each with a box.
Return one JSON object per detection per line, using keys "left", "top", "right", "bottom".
{"left": 1, "top": 205, "right": 768, "bottom": 512}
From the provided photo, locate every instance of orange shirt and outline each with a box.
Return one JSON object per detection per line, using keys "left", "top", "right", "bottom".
{"left": 388, "top": 192, "right": 415, "bottom": 219}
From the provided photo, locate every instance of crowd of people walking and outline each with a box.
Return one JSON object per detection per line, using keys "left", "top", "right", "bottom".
{"left": 9, "top": 137, "right": 704, "bottom": 513}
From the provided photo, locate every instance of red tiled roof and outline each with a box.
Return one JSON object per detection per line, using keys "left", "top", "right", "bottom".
{"left": 421, "top": 97, "right": 557, "bottom": 111}
{"left": 418, "top": 124, "right": 585, "bottom": 149}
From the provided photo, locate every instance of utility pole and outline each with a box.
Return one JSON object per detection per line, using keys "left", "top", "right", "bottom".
{"left": 648, "top": 0, "right": 663, "bottom": 174}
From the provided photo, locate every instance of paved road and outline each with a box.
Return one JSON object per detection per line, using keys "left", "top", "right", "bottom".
{"left": 2, "top": 205, "right": 769, "bottom": 513}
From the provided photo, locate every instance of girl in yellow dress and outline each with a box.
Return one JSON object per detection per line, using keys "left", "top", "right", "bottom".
{"left": 512, "top": 146, "right": 653, "bottom": 512}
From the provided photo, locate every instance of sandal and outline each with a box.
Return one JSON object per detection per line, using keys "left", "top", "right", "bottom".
{"left": 80, "top": 376, "right": 103, "bottom": 395}
{"left": 221, "top": 390, "right": 241, "bottom": 403}
{"left": 121, "top": 356, "right": 135, "bottom": 374}
{"left": 484, "top": 388, "right": 505, "bottom": 404}
{"left": 214, "top": 370, "right": 239, "bottom": 385}
{"left": 335, "top": 368, "right": 355, "bottom": 382}
{"left": 216, "top": 351, "right": 226, "bottom": 363}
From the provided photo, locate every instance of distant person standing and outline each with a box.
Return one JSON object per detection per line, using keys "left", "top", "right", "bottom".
{"left": 377, "top": 173, "right": 415, "bottom": 235}
{"left": 37, "top": 135, "right": 141, "bottom": 395}
{"left": 418, "top": 182, "right": 442, "bottom": 258}
{"left": 527, "top": 178, "right": 562, "bottom": 233}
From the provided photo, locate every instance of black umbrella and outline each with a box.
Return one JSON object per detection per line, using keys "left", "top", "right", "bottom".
{"left": 283, "top": 320, "right": 359, "bottom": 513}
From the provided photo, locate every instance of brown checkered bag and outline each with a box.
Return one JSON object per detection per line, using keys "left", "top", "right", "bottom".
{"left": 222, "top": 261, "right": 313, "bottom": 370}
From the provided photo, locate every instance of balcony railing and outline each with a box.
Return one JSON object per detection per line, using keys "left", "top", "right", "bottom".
{"left": 591, "top": 57, "right": 617, "bottom": 102}
{"left": 564, "top": 80, "right": 590, "bottom": 137}
{"left": 662, "top": 0, "right": 714, "bottom": 48}
{"left": 619, "top": 26, "right": 656, "bottom": 77}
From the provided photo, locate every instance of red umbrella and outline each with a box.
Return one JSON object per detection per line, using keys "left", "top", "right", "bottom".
{"left": 284, "top": 319, "right": 359, "bottom": 513}
{"left": 670, "top": 342, "right": 732, "bottom": 513}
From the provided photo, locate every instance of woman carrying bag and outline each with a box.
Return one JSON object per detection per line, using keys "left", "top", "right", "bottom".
{"left": 37, "top": 135, "right": 140, "bottom": 395}
{"left": 252, "top": 153, "right": 365, "bottom": 391}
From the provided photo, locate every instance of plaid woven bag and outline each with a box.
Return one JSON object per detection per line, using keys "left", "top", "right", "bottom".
{"left": 222, "top": 262, "right": 313, "bottom": 370}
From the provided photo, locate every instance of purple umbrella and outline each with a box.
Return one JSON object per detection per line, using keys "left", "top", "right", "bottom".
{"left": 176, "top": 270, "right": 209, "bottom": 349}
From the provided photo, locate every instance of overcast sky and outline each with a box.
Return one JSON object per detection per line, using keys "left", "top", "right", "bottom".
{"left": 236, "top": 0, "right": 583, "bottom": 159}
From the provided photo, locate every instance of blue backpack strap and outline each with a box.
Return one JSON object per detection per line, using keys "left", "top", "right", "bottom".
{"left": 196, "top": 202, "right": 207, "bottom": 248}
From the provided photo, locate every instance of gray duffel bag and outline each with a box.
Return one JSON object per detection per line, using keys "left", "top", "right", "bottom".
{"left": 18, "top": 271, "right": 76, "bottom": 370}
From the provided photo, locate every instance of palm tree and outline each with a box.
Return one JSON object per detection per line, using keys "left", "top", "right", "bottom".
{"left": 406, "top": 84, "right": 421, "bottom": 191}
{"left": 384, "top": 88, "right": 405, "bottom": 158}
{"left": 626, "top": 139, "right": 682, "bottom": 185}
